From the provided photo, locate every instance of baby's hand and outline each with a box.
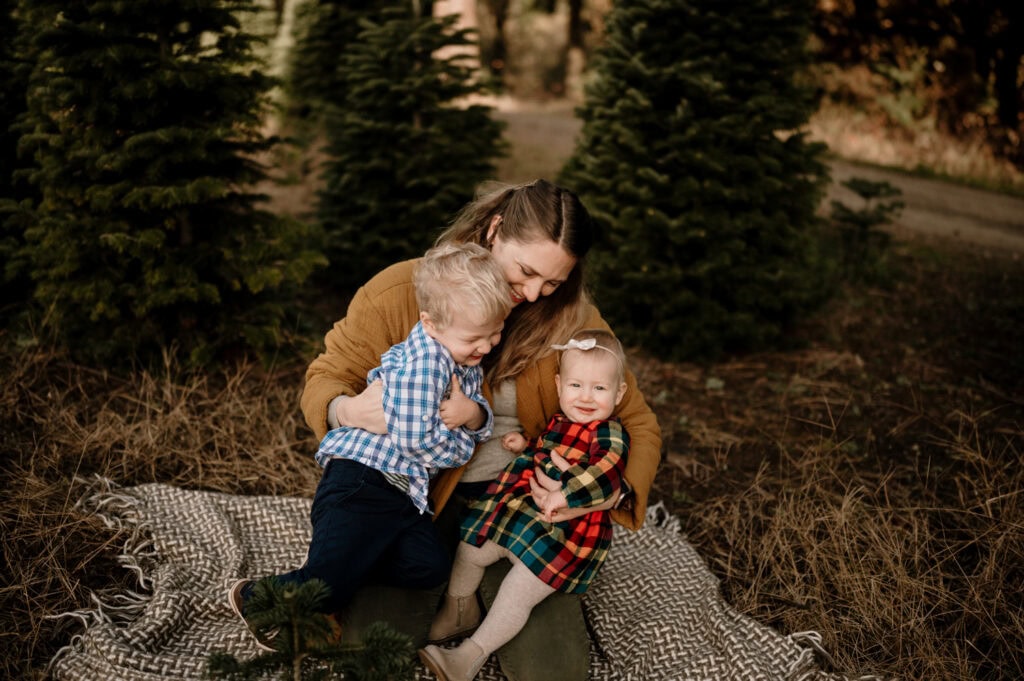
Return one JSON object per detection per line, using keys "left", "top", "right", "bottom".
{"left": 548, "top": 450, "right": 572, "bottom": 472}
{"left": 502, "top": 431, "right": 527, "bottom": 453}
{"left": 539, "top": 489, "right": 568, "bottom": 523}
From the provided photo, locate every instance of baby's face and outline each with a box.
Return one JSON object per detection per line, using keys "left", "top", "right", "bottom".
{"left": 555, "top": 350, "right": 626, "bottom": 423}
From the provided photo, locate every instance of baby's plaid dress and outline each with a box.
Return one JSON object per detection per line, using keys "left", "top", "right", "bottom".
{"left": 460, "top": 414, "right": 630, "bottom": 593}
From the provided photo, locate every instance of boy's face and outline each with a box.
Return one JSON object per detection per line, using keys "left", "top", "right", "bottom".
{"left": 421, "top": 310, "right": 505, "bottom": 366}
{"left": 555, "top": 350, "right": 627, "bottom": 423}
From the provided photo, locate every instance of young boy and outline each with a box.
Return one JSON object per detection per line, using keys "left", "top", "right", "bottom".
{"left": 228, "top": 242, "right": 511, "bottom": 649}
{"left": 419, "top": 329, "right": 630, "bottom": 681}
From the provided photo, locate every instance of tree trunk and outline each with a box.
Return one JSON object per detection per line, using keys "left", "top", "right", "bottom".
{"left": 993, "top": 2, "right": 1023, "bottom": 129}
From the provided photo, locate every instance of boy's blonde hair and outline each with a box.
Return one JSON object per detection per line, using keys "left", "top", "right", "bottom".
{"left": 414, "top": 243, "right": 511, "bottom": 329}
{"left": 555, "top": 328, "right": 628, "bottom": 383}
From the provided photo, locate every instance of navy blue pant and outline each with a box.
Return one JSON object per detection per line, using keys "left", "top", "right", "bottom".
{"left": 274, "top": 458, "right": 450, "bottom": 614}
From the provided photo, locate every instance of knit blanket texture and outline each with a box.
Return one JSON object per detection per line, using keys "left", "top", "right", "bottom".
{"left": 49, "top": 480, "right": 842, "bottom": 681}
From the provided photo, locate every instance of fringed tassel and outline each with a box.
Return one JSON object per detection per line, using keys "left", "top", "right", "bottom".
{"left": 790, "top": 630, "right": 835, "bottom": 667}
{"left": 73, "top": 475, "right": 157, "bottom": 590}
{"left": 788, "top": 630, "right": 891, "bottom": 681}
{"left": 788, "top": 629, "right": 831, "bottom": 680}
{"left": 46, "top": 476, "right": 158, "bottom": 676}
{"left": 645, "top": 500, "right": 682, "bottom": 534}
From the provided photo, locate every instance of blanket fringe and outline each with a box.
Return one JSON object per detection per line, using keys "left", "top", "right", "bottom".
{"left": 47, "top": 476, "right": 158, "bottom": 676}
{"left": 645, "top": 500, "right": 681, "bottom": 534}
{"left": 789, "top": 630, "right": 892, "bottom": 681}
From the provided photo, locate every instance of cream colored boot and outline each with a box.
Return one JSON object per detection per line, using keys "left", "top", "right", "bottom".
{"left": 427, "top": 592, "right": 481, "bottom": 644}
{"left": 418, "top": 640, "right": 487, "bottom": 681}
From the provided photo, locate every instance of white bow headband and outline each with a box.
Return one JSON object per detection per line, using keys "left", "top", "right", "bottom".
{"left": 552, "top": 338, "right": 598, "bottom": 351}
{"left": 551, "top": 337, "right": 624, "bottom": 370}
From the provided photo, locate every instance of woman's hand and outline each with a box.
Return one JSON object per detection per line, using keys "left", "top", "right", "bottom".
{"left": 439, "top": 374, "right": 485, "bottom": 431}
{"left": 335, "top": 380, "right": 387, "bottom": 434}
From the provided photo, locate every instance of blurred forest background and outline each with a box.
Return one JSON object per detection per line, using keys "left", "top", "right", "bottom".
{"left": 1, "top": 0, "right": 1022, "bottom": 679}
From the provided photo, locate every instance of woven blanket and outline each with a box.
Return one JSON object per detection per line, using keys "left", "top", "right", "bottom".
{"left": 49, "top": 479, "right": 843, "bottom": 681}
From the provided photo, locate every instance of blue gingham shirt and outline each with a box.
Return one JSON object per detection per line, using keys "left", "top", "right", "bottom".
{"left": 315, "top": 321, "right": 494, "bottom": 514}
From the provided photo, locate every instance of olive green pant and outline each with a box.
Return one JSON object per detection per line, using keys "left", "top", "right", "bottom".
{"left": 338, "top": 490, "right": 590, "bottom": 681}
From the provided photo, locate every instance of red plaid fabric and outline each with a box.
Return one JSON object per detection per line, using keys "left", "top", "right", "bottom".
{"left": 460, "top": 415, "right": 629, "bottom": 593}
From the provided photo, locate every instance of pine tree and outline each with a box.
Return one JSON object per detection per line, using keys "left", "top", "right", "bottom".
{"left": 13, "top": 0, "right": 325, "bottom": 366}
{"left": 829, "top": 177, "right": 903, "bottom": 282}
{"left": 0, "top": 0, "right": 33, "bottom": 323}
{"left": 315, "top": 4, "right": 505, "bottom": 292}
{"left": 284, "top": 0, "right": 389, "bottom": 124}
{"left": 207, "top": 578, "right": 416, "bottom": 681}
{"left": 560, "top": 0, "right": 829, "bottom": 360}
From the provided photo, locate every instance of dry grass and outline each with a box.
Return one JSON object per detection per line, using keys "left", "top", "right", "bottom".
{"left": 644, "top": 242, "right": 1024, "bottom": 680}
{"left": 806, "top": 62, "right": 1024, "bottom": 196}
{"left": 0, "top": 351, "right": 321, "bottom": 679}
{"left": 3, "top": 239, "right": 1022, "bottom": 680}
{"left": 810, "top": 99, "right": 1024, "bottom": 195}
{"left": 4, "top": 89, "right": 1024, "bottom": 678}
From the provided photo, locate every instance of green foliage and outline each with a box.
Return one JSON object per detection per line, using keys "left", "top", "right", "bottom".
{"left": 207, "top": 578, "right": 416, "bottom": 681}
{"left": 873, "top": 52, "right": 931, "bottom": 131}
{"left": 284, "top": 0, "right": 389, "bottom": 125}
{"left": 10, "top": 0, "right": 326, "bottom": 367}
{"left": 315, "top": 6, "right": 505, "bottom": 292}
{"left": 0, "top": 0, "right": 34, "bottom": 324}
{"left": 829, "top": 177, "right": 904, "bottom": 282}
{"left": 560, "top": 0, "right": 830, "bottom": 360}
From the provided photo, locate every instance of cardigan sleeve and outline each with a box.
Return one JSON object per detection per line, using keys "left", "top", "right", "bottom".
{"left": 301, "top": 260, "right": 421, "bottom": 442}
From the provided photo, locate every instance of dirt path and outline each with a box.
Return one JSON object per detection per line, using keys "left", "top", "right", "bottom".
{"left": 828, "top": 160, "right": 1024, "bottom": 254}
{"left": 493, "top": 101, "right": 1024, "bottom": 255}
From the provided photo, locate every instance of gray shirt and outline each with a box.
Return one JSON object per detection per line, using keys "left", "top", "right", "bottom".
{"left": 459, "top": 380, "right": 519, "bottom": 483}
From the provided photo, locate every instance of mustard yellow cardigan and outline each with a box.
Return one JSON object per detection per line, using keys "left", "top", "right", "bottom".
{"left": 301, "top": 259, "right": 662, "bottom": 531}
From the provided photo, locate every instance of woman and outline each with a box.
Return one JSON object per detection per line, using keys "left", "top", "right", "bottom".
{"left": 300, "top": 179, "right": 661, "bottom": 681}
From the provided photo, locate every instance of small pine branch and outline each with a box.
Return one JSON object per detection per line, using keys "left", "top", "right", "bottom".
{"left": 830, "top": 177, "right": 904, "bottom": 281}
{"left": 207, "top": 579, "right": 416, "bottom": 681}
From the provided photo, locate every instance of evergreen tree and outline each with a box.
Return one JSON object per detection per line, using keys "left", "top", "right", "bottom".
{"left": 316, "top": 5, "right": 505, "bottom": 292}
{"left": 13, "top": 0, "right": 325, "bottom": 366}
{"left": 0, "top": 0, "right": 33, "bottom": 324}
{"left": 284, "top": 0, "right": 389, "bottom": 124}
{"left": 560, "top": 0, "right": 829, "bottom": 360}
{"left": 829, "top": 177, "right": 903, "bottom": 282}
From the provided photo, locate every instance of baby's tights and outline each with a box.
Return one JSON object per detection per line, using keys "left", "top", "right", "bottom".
{"left": 447, "top": 540, "right": 556, "bottom": 655}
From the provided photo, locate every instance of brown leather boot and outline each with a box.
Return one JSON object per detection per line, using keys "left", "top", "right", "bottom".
{"left": 427, "top": 592, "right": 481, "bottom": 644}
{"left": 418, "top": 640, "right": 487, "bottom": 681}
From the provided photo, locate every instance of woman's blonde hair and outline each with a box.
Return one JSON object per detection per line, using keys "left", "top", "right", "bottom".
{"left": 437, "top": 179, "right": 594, "bottom": 386}
{"left": 413, "top": 243, "right": 511, "bottom": 329}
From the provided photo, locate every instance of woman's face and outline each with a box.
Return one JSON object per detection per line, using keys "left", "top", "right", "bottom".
{"left": 488, "top": 219, "right": 577, "bottom": 307}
